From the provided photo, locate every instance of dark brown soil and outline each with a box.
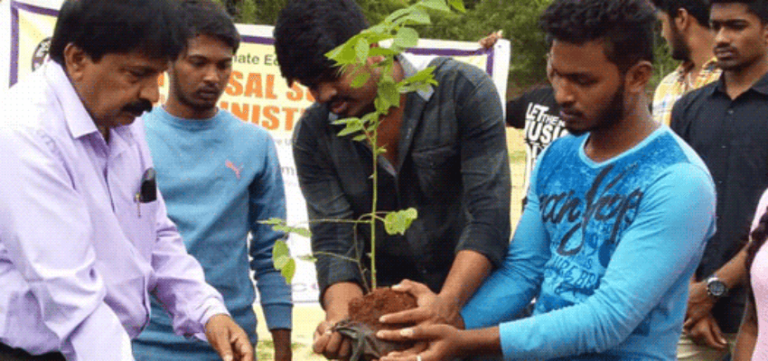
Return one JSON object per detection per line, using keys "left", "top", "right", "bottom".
{"left": 347, "top": 287, "right": 417, "bottom": 331}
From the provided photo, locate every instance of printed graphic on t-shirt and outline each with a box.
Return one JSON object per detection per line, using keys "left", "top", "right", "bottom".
{"left": 522, "top": 102, "right": 568, "bottom": 196}
{"left": 536, "top": 164, "right": 644, "bottom": 315}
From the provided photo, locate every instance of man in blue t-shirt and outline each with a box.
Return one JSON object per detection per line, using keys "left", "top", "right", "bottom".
{"left": 131, "top": 1, "right": 292, "bottom": 360}
{"left": 377, "top": 0, "right": 716, "bottom": 360}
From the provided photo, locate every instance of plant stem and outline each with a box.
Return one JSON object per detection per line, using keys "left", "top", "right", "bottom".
{"left": 370, "top": 114, "right": 379, "bottom": 291}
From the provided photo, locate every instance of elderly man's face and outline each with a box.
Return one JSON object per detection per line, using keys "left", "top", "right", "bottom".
{"left": 65, "top": 45, "right": 168, "bottom": 129}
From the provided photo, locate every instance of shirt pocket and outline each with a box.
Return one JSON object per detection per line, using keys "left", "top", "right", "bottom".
{"left": 132, "top": 200, "right": 159, "bottom": 260}
{"left": 410, "top": 145, "right": 458, "bottom": 200}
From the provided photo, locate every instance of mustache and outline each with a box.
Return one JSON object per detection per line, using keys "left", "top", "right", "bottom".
{"left": 122, "top": 99, "right": 153, "bottom": 115}
{"left": 714, "top": 45, "right": 736, "bottom": 52}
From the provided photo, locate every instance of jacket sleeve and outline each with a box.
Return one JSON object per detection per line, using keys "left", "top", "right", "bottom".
{"left": 293, "top": 107, "right": 366, "bottom": 301}
{"left": 453, "top": 62, "right": 511, "bottom": 268}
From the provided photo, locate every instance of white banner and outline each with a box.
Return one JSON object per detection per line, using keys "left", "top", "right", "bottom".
{"left": 5, "top": 0, "right": 511, "bottom": 304}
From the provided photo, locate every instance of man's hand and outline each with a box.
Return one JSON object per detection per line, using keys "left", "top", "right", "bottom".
{"left": 377, "top": 324, "right": 463, "bottom": 361}
{"left": 313, "top": 282, "right": 362, "bottom": 360}
{"left": 313, "top": 320, "right": 352, "bottom": 360}
{"left": 271, "top": 329, "right": 292, "bottom": 361}
{"left": 686, "top": 314, "right": 728, "bottom": 350}
{"left": 685, "top": 280, "right": 715, "bottom": 329}
{"left": 379, "top": 280, "right": 463, "bottom": 328}
{"left": 478, "top": 30, "right": 503, "bottom": 50}
{"left": 205, "top": 314, "right": 254, "bottom": 361}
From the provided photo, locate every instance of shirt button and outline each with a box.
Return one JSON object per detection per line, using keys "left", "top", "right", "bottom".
{"left": 727, "top": 109, "right": 734, "bottom": 115}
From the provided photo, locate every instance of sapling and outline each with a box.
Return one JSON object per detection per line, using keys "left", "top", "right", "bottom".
{"left": 266, "top": 0, "right": 465, "bottom": 293}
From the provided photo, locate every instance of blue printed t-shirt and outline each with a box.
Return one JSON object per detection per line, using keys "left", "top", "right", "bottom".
{"left": 462, "top": 126, "right": 716, "bottom": 360}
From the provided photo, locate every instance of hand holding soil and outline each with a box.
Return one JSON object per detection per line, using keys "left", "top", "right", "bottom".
{"left": 379, "top": 280, "right": 464, "bottom": 329}
{"left": 314, "top": 320, "right": 353, "bottom": 360}
{"left": 377, "top": 324, "right": 464, "bottom": 361}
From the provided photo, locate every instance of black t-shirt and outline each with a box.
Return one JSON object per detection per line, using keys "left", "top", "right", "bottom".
{"left": 506, "top": 85, "right": 567, "bottom": 198}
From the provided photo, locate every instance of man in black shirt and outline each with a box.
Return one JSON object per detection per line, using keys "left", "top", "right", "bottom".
{"left": 670, "top": 0, "right": 768, "bottom": 358}
{"left": 506, "top": 85, "right": 566, "bottom": 205}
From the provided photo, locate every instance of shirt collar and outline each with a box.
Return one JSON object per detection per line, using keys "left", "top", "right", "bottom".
{"left": 713, "top": 69, "right": 768, "bottom": 96}
{"left": 44, "top": 61, "right": 100, "bottom": 139}
{"left": 328, "top": 54, "right": 436, "bottom": 123}
{"left": 674, "top": 57, "right": 719, "bottom": 82}
{"left": 398, "top": 53, "right": 435, "bottom": 101}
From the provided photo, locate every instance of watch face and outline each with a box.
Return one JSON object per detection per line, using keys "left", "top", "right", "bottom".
{"left": 709, "top": 280, "right": 727, "bottom": 297}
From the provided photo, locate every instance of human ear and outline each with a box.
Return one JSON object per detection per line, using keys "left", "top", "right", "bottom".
{"left": 675, "top": 8, "right": 689, "bottom": 31}
{"left": 63, "top": 43, "right": 90, "bottom": 82}
{"left": 624, "top": 60, "right": 653, "bottom": 95}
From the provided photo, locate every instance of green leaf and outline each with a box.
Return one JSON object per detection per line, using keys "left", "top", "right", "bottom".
{"left": 384, "top": 8, "right": 413, "bottom": 25}
{"left": 355, "top": 38, "right": 370, "bottom": 62}
{"left": 369, "top": 47, "right": 400, "bottom": 57}
{"left": 332, "top": 116, "right": 360, "bottom": 126}
{"left": 298, "top": 254, "right": 318, "bottom": 262}
{"left": 273, "top": 240, "right": 291, "bottom": 269}
{"left": 351, "top": 72, "right": 371, "bottom": 88}
{"left": 352, "top": 134, "right": 367, "bottom": 142}
{"left": 383, "top": 208, "right": 419, "bottom": 235}
{"left": 378, "top": 81, "right": 400, "bottom": 110}
{"left": 418, "top": 0, "right": 451, "bottom": 13}
{"left": 395, "top": 8, "right": 431, "bottom": 26}
{"left": 281, "top": 259, "right": 296, "bottom": 284}
{"left": 337, "top": 121, "right": 364, "bottom": 137}
{"left": 393, "top": 27, "right": 419, "bottom": 49}
{"left": 259, "top": 218, "right": 286, "bottom": 226}
{"left": 447, "top": 0, "right": 466, "bottom": 13}
{"left": 326, "top": 41, "right": 357, "bottom": 66}
{"left": 272, "top": 224, "right": 312, "bottom": 238}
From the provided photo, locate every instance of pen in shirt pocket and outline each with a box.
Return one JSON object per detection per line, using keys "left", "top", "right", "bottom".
{"left": 135, "top": 168, "right": 157, "bottom": 218}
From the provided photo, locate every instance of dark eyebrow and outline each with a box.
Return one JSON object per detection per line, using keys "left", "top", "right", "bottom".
{"left": 711, "top": 19, "right": 749, "bottom": 27}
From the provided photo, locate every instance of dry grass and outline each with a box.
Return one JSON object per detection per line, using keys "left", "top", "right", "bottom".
{"left": 255, "top": 128, "right": 527, "bottom": 360}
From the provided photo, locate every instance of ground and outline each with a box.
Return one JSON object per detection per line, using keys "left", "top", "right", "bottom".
{"left": 254, "top": 128, "right": 527, "bottom": 360}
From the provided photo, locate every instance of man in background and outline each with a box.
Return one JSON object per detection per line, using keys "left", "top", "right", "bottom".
{"left": 671, "top": 0, "right": 768, "bottom": 359}
{"left": 131, "top": 1, "right": 292, "bottom": 360}
{"left": 652, "top": 0, "right": 720, "bottom": 126}
{"left": 0, "top": 0, "right": 251, "bottom": 360}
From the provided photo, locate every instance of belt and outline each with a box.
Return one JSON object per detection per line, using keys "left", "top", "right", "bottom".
{"left": 0, "top": 342, "right": 65, "bottom": 361}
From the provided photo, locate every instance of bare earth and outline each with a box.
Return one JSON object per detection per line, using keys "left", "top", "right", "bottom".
{"left": 255, "top": 128, "right": 527, "bottom": 360}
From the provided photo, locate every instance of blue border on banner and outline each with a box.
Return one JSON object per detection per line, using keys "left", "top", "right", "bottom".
{"left": 9, "top": 0, "right": 59, "bottom": 86}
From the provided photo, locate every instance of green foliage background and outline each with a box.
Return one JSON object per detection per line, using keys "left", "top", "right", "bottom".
{"left": 214, "top": 0, "right": 676, "bottom": 99}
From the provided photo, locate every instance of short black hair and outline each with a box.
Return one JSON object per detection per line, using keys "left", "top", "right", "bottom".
{"left": 179, "top": 0, "right": 241, "bottom": 53}
{"left": 273, "top": 0, "right": 369, "bottom": 87}
{"left": 711, "top": 0, "right": 768, "bottom": 23}
{"left": 50, "top": 0, "right": 188, "bottom": 65}
{"left": 540, "top": 0, "right": 656, "bottom": 73}
{"left": 651, "top": 0, "right": 711, "bottom": 27}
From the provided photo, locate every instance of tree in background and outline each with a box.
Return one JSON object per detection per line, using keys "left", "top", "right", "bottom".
{"left": 215, "top": 0, "right": 674, "bottom": 99}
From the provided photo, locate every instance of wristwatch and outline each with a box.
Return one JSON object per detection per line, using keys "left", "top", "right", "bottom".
{"left": 706, "top": 275, "right": 728, "bottom": 299}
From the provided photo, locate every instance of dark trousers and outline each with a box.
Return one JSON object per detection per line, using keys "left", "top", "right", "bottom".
{"left": 0, "top": 343, "right": 65, "bottom": 361}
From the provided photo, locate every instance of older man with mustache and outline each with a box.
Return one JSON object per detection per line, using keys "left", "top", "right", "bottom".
{"left": 0, "top": 0, "right": 251, "bottom": 360}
